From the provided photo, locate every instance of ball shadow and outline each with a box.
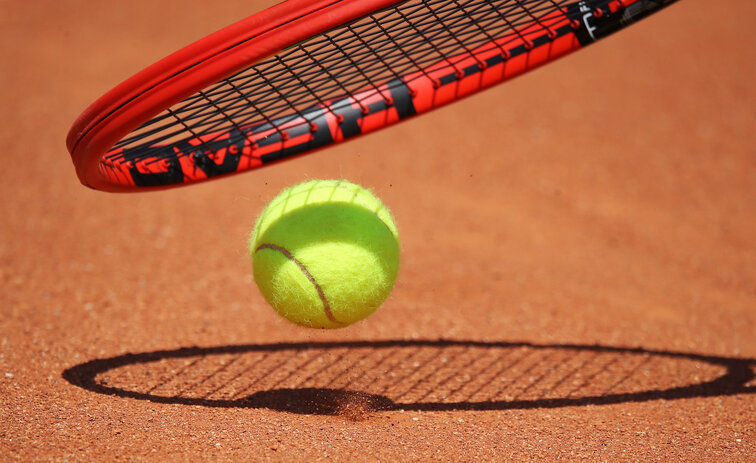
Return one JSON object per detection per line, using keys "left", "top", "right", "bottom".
{"left": 241, "top": 388, "right": 395, "bottom": 416}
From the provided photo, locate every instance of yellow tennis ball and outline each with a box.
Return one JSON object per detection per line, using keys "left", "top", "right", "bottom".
{"left": 250, "top": 179, "right": 399, "bottom": 329}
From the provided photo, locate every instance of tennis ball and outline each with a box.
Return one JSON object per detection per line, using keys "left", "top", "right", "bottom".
{"left": 250, "top": 179, "right": 399, "bottom": 329}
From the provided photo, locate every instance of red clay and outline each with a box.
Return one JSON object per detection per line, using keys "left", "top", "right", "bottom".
{"left": 1, "top": 0, "right": 754, "bottom": 461}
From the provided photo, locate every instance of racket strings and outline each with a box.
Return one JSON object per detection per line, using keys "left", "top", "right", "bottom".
{"left": 398, "top": 5, "right": 467, "bottom": 82}
{"left": 119, "top": 2, "right": 558, "bottom": 171}
{"left": 117, "top": 0, "right": 549, "bottom": 153}
{"left": 225, "top": 78, "right": 289, "bottom": 143}
{"left": 162, "top": 0, "right": 532, "bottom": 128}
{"left": 327, "top": 31, "right": 397, "bottom": 106}
{"left": 140, "top": 1, "right": 554, "bottom": 144}
{"left": 517, "top": 0, "right": 559, "bottom": 38}
{"left": 105, "top": 0, "right": 576, "bottom": 171}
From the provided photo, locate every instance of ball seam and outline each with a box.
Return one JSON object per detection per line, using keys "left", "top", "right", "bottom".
{"left": 255, "top": 243, "right": 342, "bottom": 325}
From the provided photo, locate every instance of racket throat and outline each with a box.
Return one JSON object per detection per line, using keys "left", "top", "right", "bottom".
{"left": 566, "top": 0, "right": 678, "bottom": 46}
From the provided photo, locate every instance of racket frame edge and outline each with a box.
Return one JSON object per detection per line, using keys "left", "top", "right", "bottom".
{"left": 67, "top": 0, "right": 404, "bottom": 191}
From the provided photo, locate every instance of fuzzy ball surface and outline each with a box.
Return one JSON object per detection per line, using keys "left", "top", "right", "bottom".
{"left": 250, "top": 179, "right": 399, "bottom": 329}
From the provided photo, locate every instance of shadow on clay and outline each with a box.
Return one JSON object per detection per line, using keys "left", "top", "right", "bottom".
{"left": 62, "top": 340, "right": 756, "bottom": 416}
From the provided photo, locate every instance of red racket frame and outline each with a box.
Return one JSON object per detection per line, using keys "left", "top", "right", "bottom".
{"left": 67, "top": 0, "right": 674, "bottom": 192}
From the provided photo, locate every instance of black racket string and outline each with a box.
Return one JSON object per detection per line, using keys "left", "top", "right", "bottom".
{"left": 108, "top": 0, "right": 564, "bottom": 167}
{"left": 196, "top": 0, "right": 558, "bottom": 124}
{"left": 106, "top": 1, "right": 572, "bottom": 175}
{"left": 113, "top": 0, "right": 568, "bottom": 168}
{"left": 142, "top": 0, "right": 543, "bottom": 132}
{"left": 114, "top": 0, "right": 541, "bottom": 155}
{"left": 102, "top": 0, "right": 586, "bottom": 172}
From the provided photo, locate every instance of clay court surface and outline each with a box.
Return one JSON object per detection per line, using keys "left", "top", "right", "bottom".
{"left": 2, "top": 0, "right": 754, "bottom": 460}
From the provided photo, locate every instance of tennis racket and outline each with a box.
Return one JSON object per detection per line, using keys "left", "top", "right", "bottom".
{"left": 66, "top": 0, "right": 677, "bottom": 192}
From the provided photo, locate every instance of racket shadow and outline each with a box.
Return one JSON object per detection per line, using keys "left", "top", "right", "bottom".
{"left": 62, "top": 340, "right": 756, "bottom": 416}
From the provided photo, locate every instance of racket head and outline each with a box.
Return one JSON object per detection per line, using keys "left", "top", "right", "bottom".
{"left": 67, "top": 0, "right": 676, "bottom": 192}
{"left": 67, "top": 0, "right": 401, "bottom": 192}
